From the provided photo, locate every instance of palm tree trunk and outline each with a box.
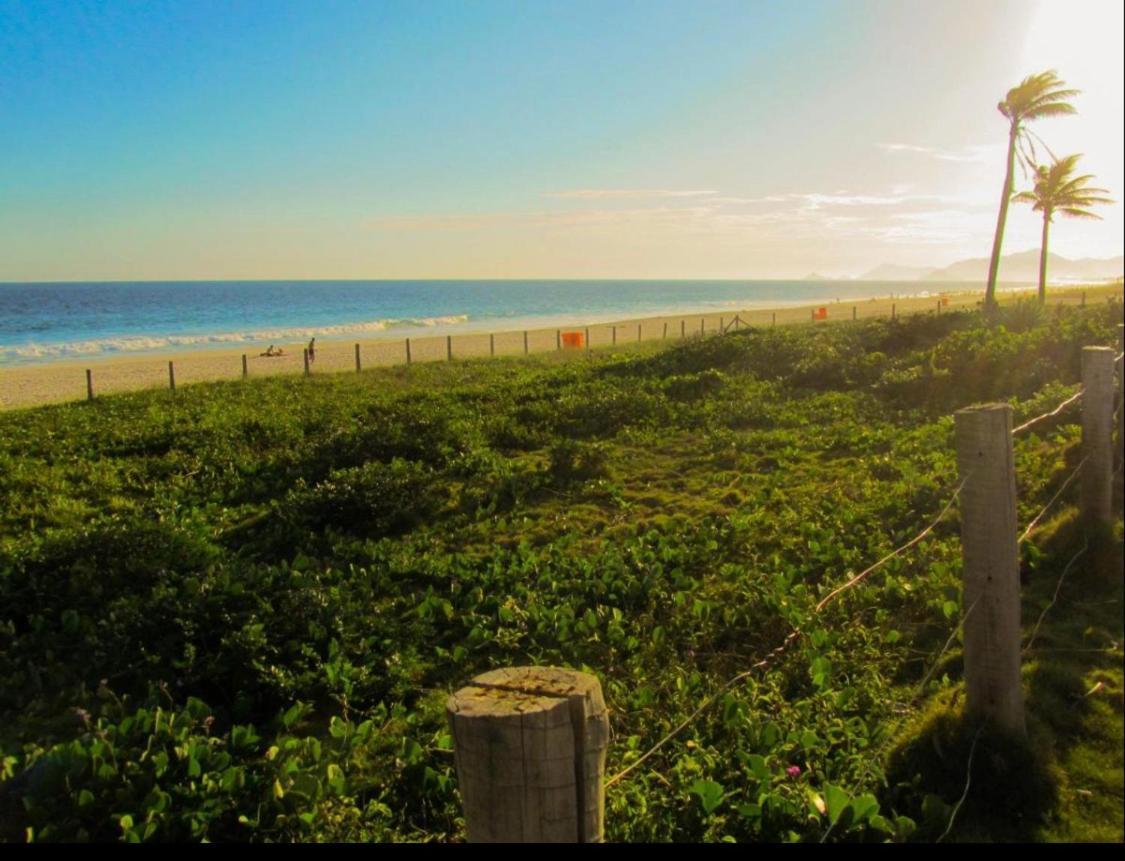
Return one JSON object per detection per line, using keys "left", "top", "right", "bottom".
{"left": 1037, "top": 215, "right": 1050, "bottom": 304}
{"left": 985, "top": 124, "right": 1019, "bottom": 310}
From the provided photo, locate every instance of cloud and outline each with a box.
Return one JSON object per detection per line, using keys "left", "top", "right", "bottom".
{"left": 545, "top": 188, "right": 718, "bottom": 199}
{"left": 877, "top": 142, "right": 1002, "bottom": 163}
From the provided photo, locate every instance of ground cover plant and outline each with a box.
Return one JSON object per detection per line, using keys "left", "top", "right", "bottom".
{"left": 0, "top": 297, "right": 1121, "bottom": 842}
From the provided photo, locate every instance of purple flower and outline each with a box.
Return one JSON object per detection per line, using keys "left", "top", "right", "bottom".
{"left": 786, "top": 765, "right": 802, "bottom": 779}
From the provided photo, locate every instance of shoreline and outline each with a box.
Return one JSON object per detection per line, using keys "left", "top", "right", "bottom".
{"left": 1, "top": 283, "right": 1118, "bottom": 411}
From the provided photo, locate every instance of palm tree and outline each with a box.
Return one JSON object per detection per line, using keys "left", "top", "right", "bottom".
{"left": 1013, "top": 154, "right": 1112, "bottom": 303}
{"left": 983, "top": 70, "right": 1079, "bottom": 310}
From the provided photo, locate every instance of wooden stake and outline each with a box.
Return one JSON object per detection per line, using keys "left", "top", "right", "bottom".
{"left": 852, "top": 305, "right": 857, "bottom": 321}
{"left": 557, "top": 329, "right": 562, "bottom": 351}
{"left": 405, "top": 338, "right": 412, "bottom": 365}
{"left": 700, "top": 317, "right": 705, "bottom": 336}
{"left": 612, "top": 326, "right": 616, "bottom": 346}
{"left": 637, "top": 323, "right": 641, "bottom": 342}
{"left": 447, "top": 335, "right": 453, "bottom": 362}
{"left": 681, "top": 319, "right": 685, "bottom": 338}
{"left": 355, "top": 343, "right": 361, "bottom": 372}
{"left": 954, "top": 403, "right": 1025, "bottom": 736}
{"left": 771, "top": 311, "right": 776, "bottom": 327}
{"left": 168, "top": 361, "right": 175, "bottom": 391}
{"left": 447, "top": 666, "right": 609, "bottom": 843}
{"left": 662, "top": 321, "right": 668, "bottom": 339}
{"left": 490, "top": 333, "right": 495, "bottom": 357}
{"left": 585, "top": 327, "right": 590, "bottom": 353}
{"left": 524, "top": 330, "right": 529, "bottom": 355}
{"left": 1081, "top": 346, "right": 1115, "bottom": 532}
{"left": 86, "top": 369, "right": 93, "bottom": 401}
{"left": 303, "top": 348, "right": 310, "bottom": 376}
{"left": 242, "top": 354, "right": 248, "bottom": 379}
{"left": 891, "top": 303, "right": 896, "bottom": 321}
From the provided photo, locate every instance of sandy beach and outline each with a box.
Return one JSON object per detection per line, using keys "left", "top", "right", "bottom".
{"left": 0, "top": 284, "right": 1116, "bottom": 411}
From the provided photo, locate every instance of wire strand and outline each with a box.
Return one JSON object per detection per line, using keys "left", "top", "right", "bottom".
{"left": 1018, "top": 456, "right": 1088, "bottom": 545}
{"left": 1011, "top": 389, "right": 1083, "bottom": 436}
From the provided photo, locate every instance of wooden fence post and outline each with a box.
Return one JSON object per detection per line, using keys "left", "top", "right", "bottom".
{"left": 447, "top": 335, "right": 453, "bottom": 362}
{"left": 303, "top": 348, "right": 310, "bottom": 376}
{"left": 1081, "top": 291, "right": 1086, "bottom": 307}
{"left": 771, "top": 311, "right": 776, "bottom": 327}
{"left": 242, "top": 354, "right": 248, "bottom": 379}
{"left": 612, "top": 326, "right": 616, "bottom": 346}
{"left": 405, "top": 338, "right": 412, "bottom": 365}
{"left": 86, "top": 369, "right": 94, "bottom": 402}
{"left": 663, "top": 321, "right": 668, "bottom": 339}
{"left": 585, "top": 327, "right": 590, "bottom": 354}
{"left": 490, "top": 333, "right": 495, "bottom": 357}
{"left": 557, "top": 329, "right": 562, "bottom": 351}
{"left": 524, "top": 330, "right": 529, "bottom": 355}
{"left": 700, "top": 317, "right": 705, "bottom": 337}
{"left": 355, "top": 343, "right": 362, "bottom": 372}
{"left": 954, "top": 403, "right": 1025, "bottom": 736}
{"left": 637, "top": 323, "right": 641, "bottom": 342}
{"left": 681, "top": 319, "right": 686, "bottom": 338}
{"left": 891, "top": 303, "right": 896, "bottom": 321}
{"left": 720, "top": 316, "right": 725, "bottom": 333}
{"left": 1081, "top": 346, "right": 1115, "bottom": 532}
{"left": 168, "top": 361, "right": 176, "bottom": 392}
{"left": 1117, "top": 325, "right": 1124, "bottom": 472}
{"left": 853, "top": 306, "right": 857, "bottom": 321}
{"left": 447, "top": 666, "right": 609, "bottom": 843}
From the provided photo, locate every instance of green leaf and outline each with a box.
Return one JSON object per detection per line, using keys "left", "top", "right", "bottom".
{"left": 689, "top": 779, "right": 725, "bottom": 815}
{"left": 824, "top": 783, "right": 851, "bottom": 826}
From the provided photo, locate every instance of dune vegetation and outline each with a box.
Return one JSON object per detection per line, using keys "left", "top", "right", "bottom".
{"left": 0, "top": 295, "right": 1121, "bottom": 842}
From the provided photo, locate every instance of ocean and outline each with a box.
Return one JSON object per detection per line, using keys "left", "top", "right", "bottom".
{"left": 0, "top": 279, "right": 987, "bottom": 366}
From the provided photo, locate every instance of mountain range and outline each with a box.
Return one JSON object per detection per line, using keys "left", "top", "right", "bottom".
{"left": 857, "top": 250, "right": 1124, "bottom": 283}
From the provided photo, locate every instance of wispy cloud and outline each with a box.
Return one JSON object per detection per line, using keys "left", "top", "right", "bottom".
{"left": 545, "top": 188, "right": 718, "bottom": 199}
{"left": 877, "top": 142, "right": 1002, "bottom": 163}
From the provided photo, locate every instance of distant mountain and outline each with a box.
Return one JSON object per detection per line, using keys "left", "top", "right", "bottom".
{"left": 857, "top": 263, "right": 935, "bottom": 281}
{"left": 923, "top": 250, "right": 1124, "bottom": 283}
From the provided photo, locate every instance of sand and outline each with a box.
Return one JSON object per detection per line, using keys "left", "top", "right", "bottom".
{"left": 1, "top": 285, "right": 1116, "bottom": 412}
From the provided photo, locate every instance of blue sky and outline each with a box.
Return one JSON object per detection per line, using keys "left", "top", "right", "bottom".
{"left": 1, "top": 0, "right": 1121, "bottom": 280}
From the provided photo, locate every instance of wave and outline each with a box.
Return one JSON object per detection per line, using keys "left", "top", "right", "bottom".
{"left": 0, "top": 315, "right": 471, "bottom": 362}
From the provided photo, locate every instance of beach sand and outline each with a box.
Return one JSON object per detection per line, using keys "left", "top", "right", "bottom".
{"left": 1, "top": 285, "right": 1116, "bottom": 411}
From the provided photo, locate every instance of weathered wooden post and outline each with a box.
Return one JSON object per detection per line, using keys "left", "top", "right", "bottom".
{"left": 720, "top": 316, "right": 725, "bottom": 333}
{"left": 355, "top": 343, "right": 362, "bottom": 372}
{"left": 891, "top": 303, "right": 896, "bottom": 321}
{"left": 954, "top": 403, "right": 1025, "bottom": 736}
{"left": 242, "top": 354, "right": 248, "bottom": 379}
{"left": 405, "top": 338, "right": 412, "bottom": 365}
{"left": 699, "top": 317, "right": 705, "bottom": 336}
{"left": 612, "top": 326, "right": 617, "bottom": 346}
{"left": 637, "top": 323, "right": 641, "bottom": 342}
{"left": 681, "top": 319, "right": 686, "bottom": 338}
{"left": 1081, "top": 291, "right": 1086, "bottom": 307}
{"left": 771, "top": 311, "right": 776, "bottom": 327}
{"left": 853, "top": 305, "right": 857, "bottom": 321}
{"left": 1117, "top": 325, "right": 1124, "bottom": 472}
{"left": 585, "top": 327, "right": 590, "bottom": 354}
{"left": 662, "top": 321, "right": 668, "bottom": 339}
{"left": 1081, "top": 346, "right": 1115, "bottom": 532}
{"left": 557, "top": 329, "right": 562, "bottom": 351}
{"left": 86, "top": 369, "right": 94, "bottom": 401}
{"left": 168, "top": 361, "right": 176, "bottom": 392}
{"left": 303, "top": 348, "right": 310, "bottom": 376}
{"left": 524, "top": 330, "right": 529, "bottom": 355}
{"left": 490, "top": 333, "right": 496, "bottom": 357}
{"left": 447, "top": 335, "right": 453, "bottom": 361}
{"left": 937, "top": 299, "right": 941, "bottom": 315}
{"left": 810, "top": 308, "right": 815, "bottom": 322}
{"left": 447, "top": 666, "right": 609, "bottom": 843}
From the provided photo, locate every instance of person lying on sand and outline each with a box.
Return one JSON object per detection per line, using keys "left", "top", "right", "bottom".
{"left": 260, "top": 345, "right": 285, "bottom": 357}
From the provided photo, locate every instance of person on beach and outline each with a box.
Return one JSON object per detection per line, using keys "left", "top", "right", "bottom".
{"left": 307, "top": 337, "right": 316, "bottom": 363}
{"left": 261, "top": 344, "right": 276, "bottom": 357}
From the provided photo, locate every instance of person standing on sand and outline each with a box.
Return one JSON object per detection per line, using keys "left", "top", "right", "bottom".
{"left": 307, "top": 337, "right": 316, "bottom": 364}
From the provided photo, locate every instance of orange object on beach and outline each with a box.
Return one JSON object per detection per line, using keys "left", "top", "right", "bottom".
{"left": 814, "top": 307, "right": 828, "bottom": 320}
{"left": 561, "top": 331, "right": 585, "bottom": 348}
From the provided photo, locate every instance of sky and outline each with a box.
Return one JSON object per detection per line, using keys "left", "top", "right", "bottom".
{"left": 1, "top": 0, "right": 1122, "bottom": 281}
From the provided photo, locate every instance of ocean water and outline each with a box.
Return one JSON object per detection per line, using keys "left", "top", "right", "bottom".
{"left": 0, "top": 279, "right": 982, "bottom": 366}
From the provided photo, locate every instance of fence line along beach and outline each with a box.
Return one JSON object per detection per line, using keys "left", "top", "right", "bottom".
{"left": 1, "top": 283, "right": 1117, "bottom": 411}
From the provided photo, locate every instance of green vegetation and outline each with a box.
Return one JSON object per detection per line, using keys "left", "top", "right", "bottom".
{"left": 1, "top": 300, "right": 1121, "bottom": 842}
